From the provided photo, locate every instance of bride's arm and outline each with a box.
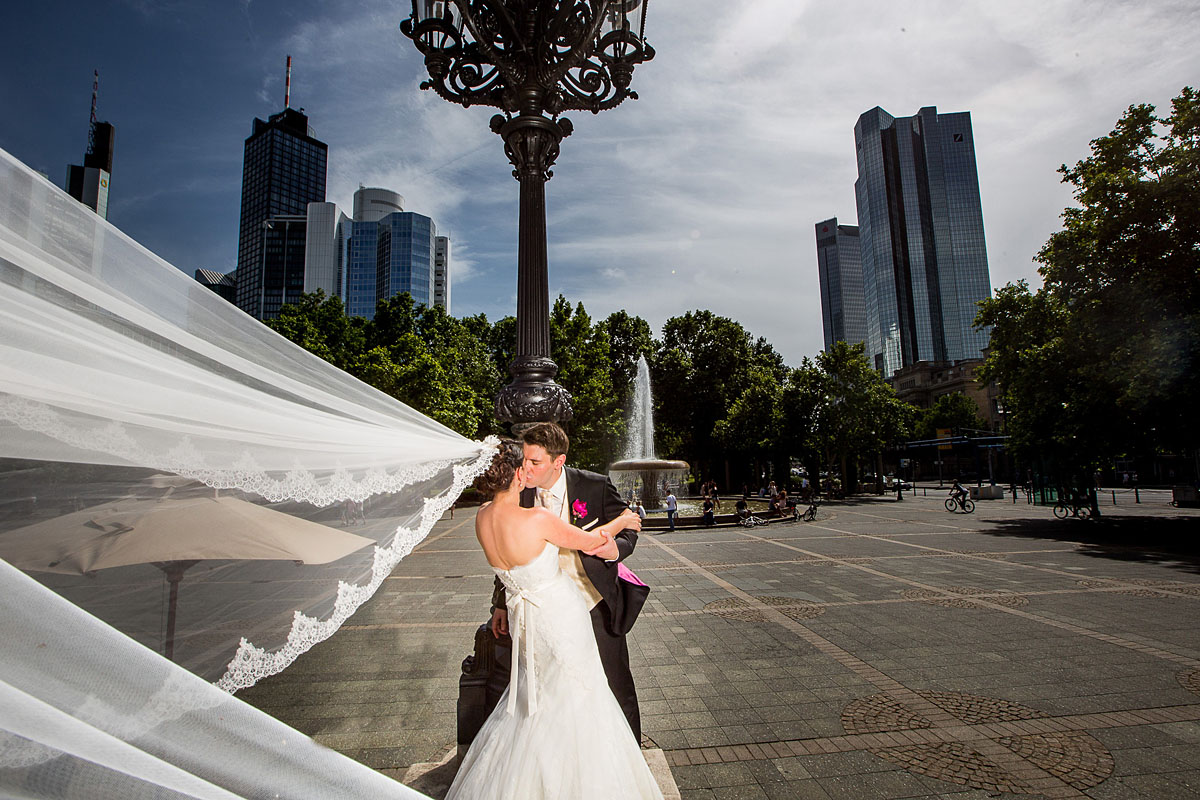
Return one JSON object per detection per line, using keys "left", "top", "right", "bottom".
{"left": 532, "top": 508, "right": 608, "bottom": 552}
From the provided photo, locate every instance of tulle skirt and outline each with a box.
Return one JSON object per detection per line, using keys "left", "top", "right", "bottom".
{"left": 445, "top": 643, "right": 662, "bottom": 799}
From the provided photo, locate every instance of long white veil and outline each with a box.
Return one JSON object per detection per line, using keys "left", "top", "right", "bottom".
{"left": 0, "top": 145, "right": 496, "bottom": 797}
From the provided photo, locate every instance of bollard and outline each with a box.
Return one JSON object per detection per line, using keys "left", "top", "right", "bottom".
{"left": 1135, "top": 487, "right": 1140, "bottom": 503}
{"left": 1112, "top": 490, "right": 1116, "bottom": 505}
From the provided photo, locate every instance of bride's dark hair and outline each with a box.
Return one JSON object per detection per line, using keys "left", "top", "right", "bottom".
{"left": 473, "top": 439, "right": 524, "bottom": 498}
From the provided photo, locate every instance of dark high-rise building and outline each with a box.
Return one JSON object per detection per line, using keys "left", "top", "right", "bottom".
{"left": 194, "top": 269, "right": 237, "bottom": 303}
{"left": 235, "top": 107, "right": 327, "bottom": 319}
{"left": 261, "top": 215, "right": 309, "bottom": 319}
{"left": 814, "top": 218, "right": 866, "bottom": 352}
{"left": 853, "top": 106, "right": 991, "bottom": 376}
{"left": 67, "top": 72, "right": 115, "bottom": 219}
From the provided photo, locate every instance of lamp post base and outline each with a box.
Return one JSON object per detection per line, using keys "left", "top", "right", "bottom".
{"left": 495, "top": 355, "right": 573, "bottom": 428}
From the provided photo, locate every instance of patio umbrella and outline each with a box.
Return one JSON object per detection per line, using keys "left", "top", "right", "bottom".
{"left": 1, "top": 494, "right": 375, "bottom": 659}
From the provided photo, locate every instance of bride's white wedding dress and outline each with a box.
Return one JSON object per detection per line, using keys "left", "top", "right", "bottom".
{"left": 446, "top": 541, "right": 663, "bottom": 800}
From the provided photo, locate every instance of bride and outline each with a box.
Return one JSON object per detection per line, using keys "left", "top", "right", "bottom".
{"left": 447, "top": 441, "right": 663, "bottom": 800}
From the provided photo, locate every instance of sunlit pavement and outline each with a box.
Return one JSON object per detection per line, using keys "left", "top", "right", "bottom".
{"left": 241, "top": 490, "right": 1200, "bottom": 799}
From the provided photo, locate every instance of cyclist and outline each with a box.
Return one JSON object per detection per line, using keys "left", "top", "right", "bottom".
{"left": 950, "top": 478, "right": 969, "bottom": 509}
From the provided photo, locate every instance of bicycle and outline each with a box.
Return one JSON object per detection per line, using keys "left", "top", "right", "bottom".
{"left": 1052, "top": 500, "right": 1091, "bottom": 520}
{"left": 800, "top": 501, "right": 818, "bottom": 522}
{"left": 945, "top": 494, "right": 975, "bottom": 513}
{"left": 739, "top": 514, "right": 769, "bottom": 528}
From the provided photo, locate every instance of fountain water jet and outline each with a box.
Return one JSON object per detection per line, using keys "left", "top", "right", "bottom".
{"left": 608, "top": 355, "right": 689, "bottom": 510}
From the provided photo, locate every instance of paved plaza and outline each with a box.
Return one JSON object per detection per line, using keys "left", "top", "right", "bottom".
{"left": 241, "top": 489, "right": 1200, "bottom": 799}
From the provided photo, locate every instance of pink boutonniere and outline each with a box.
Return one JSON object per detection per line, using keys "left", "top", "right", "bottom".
{"left": 571, "top": 499, "right": 588, "bottom": 522}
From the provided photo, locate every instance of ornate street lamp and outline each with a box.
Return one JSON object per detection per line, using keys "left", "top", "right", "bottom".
{"left": 401, "top": 0, "right": 654, "bottom": 428}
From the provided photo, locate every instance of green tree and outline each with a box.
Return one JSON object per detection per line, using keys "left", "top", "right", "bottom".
{"left": 265, "top": 291, "right": 366, "bottom": 371}
{"left": 268, "top": 291, "right": 497, "bottom": 438}
{"left": 599, "top": 310, "right": 655, "bottom": 413}
{"left": 810, "top": 342, "right": 912, "bottom": 492}
{"left": 352, "top": 336, "right": 480, "bottom": 435}
{"left": 651, "top": 311, "right": 785, "bottom": 487}
{"left": 714, "top": 366, "right": 784, "bottom": 487}
{"left": 977, "top": 87, "right": 1200, "bottom": 482}
{"left": 779, "top": 359, "right": 825, "bottom": 487}
{"left": 915, "top": 392, "right": 989, "bottom": 441}
{"left": 548, "top": 297, "right": 622, "bottom": 471}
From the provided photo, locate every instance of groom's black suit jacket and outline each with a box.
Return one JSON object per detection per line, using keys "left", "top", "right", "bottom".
{"left": 490, "top": 466, "right": 638, "bottom": 634}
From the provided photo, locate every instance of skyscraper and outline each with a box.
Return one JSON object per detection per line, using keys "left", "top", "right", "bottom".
{"left": 853, "top": 106, "right": 991, "bottom": 376}
{"left": 814, "top": 218, "right": 866, "bottom": 351}
{"left": 66, "top": 71, "right": 114, "bottom": 219}
{"left": 304, "top": 202, "right": 351, "bottom": 300}
{"left": 260, "top": 214, "right": 309, "bottom": 318}
{"left": 338, "top": 187, "right": 444, "bottom": 319}
{"left": 434, "top": 236, "right": 451, "bottom": 314}
{"left": 194, "top": 269, "right": 237, "bottom": 303}
{"left": 375, "top": 210, "right": 435, "bottom": 315}
{"left": 234, "top": 107, "right": 327, "bottom": 319}
{"left": 300, "top": 187, "right": 449, "bottom": 318}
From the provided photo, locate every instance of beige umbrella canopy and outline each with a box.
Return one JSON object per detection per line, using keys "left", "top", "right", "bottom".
{"left": 4, "top": 495, "right": 374, "bottom": 574}
{"left": 1, "top": 493, "right": 375, "bottom": 659}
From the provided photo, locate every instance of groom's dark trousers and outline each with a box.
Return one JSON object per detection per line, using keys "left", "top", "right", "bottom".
{"left": 492, "top": 466, "right": 641, "bottom": 741}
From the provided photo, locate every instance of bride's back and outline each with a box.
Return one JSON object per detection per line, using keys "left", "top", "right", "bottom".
{"left": 476, "top": 503, "right": 554, "bottom": 570}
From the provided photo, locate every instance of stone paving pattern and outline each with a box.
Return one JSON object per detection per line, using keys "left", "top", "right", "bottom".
{"left": 240, "top": 489, "right": 1200, "bottom": 798}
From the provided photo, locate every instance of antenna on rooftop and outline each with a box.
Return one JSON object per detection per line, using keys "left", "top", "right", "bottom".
{"left": 284, "top": 55, "right": 292, "bottom": 108}
{"left": 87, "top": 70, "right": 99, "bottom": 156}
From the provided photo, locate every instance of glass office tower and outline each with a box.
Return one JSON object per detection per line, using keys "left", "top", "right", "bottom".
{"left": 378, "top": 213, "right": 434, "bottom": 311}
{"left": 853, "top": 106, "right": 991, "bottom": 376}
{"left": 814, "top": 217, "right": 867, "bottom": 352}
{"left": 235, "top": 108, "right": 327, "bottom": 319}
{"left": 343, "top": 212, "right": 437, "bottom": 320}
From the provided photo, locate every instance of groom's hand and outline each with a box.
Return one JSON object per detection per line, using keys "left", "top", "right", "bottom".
{"left": 490, "top": 607, "right": 509, "bottom": 638}
{"left": 583, "top": 530, "right": 619, "bottom": 560}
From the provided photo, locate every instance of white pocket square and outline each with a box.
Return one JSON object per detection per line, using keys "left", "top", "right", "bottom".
{"left": 581, "top": 519, "right": 599, "bottom": 530}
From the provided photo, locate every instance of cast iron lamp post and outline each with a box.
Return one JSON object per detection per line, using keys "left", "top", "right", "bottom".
{"left": 401, "top": 0, "right": 653, "bottom": 428}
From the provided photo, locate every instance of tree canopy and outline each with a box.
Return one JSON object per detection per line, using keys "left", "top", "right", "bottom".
{"left": 267, "top": 297, "right": 925, "bottom": 488}
{"left": 977, "top": 87, "right": 1200, "bottom": 475}
{"left": 914, "top": 392, "right": 989, "bottom": 442}
{"left": 266, "top": 291, "right": 500, "bottom": 439}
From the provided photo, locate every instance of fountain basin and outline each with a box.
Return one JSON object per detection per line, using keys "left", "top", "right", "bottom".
{"left": 608, "top": 458, "right": 689, "bottom": 510}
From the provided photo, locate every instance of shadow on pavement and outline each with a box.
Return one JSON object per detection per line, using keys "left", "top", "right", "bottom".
{"left": 975, "top": 513, "right": 1200, "bottom": 575}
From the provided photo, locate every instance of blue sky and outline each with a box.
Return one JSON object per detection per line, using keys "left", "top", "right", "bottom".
{"left": 3, "top": 0, "right": 1198, "bottom": 364}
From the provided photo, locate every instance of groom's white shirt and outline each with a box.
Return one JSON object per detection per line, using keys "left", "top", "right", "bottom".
{"left": 541, "top": 468, "right": 602, "bottom": 610}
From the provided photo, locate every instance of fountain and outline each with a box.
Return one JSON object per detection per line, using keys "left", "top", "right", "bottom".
{"left": 608, "top": 355, "right": 689, "bottom": 510}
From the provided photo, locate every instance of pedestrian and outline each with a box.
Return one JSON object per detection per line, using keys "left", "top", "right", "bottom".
{"left": 665, "top": 489, "right": 678, "bottom": 531}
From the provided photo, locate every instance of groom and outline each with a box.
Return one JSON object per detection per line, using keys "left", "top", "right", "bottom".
{"left": 490, "top": 422, "right": 642, "bottom": 740}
